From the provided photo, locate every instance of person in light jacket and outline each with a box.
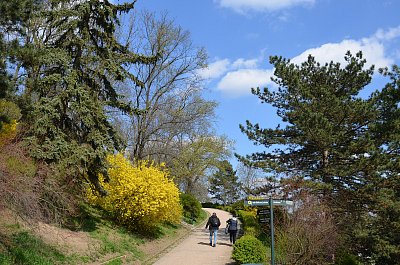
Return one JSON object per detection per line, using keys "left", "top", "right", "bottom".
{"left": 226, "top": 214, "right": 239, "bottom": 245}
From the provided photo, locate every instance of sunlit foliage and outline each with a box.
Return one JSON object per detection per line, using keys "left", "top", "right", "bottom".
{"left": 0, "top": 99, "right": 21, "bottom": 146}
{"left": 88, "top": 154, "right": 182, "bottom": 231}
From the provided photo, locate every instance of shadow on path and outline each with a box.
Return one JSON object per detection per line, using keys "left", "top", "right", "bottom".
{"left": 218, "top": 242, "right": 232, "bottom": 247}
{"left": 153, "top": 208, "right": 237, "bottom": 265}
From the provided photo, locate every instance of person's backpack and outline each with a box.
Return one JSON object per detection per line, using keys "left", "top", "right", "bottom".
{"left": 229, "top": 219, "right": 238, "bottom": 230}
{"left": 210, "top": 217, "right": 219, "bottom": 227}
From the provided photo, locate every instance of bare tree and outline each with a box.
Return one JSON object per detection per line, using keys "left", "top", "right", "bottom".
{"left": 117, "top": 10, "right": 216, "bottom": 163}
{"left": 237, "top": 162, "right": 264, "bottom": 196}
{"left": 236, "top": 162, "right": 280, "bottom": 197}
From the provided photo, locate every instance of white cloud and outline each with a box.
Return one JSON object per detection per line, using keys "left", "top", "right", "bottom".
{"left": 199, "top": 57, "right": 260, "bottom": 80}
{"left": 198, "top": 59, "right": 230, "bottom": 79}
{"left": 217, "top": 69, "right": 274, "bottom": 96}
{"left": 201, "top": 56, "right": 272, "bottom": 97}
{"left": 215, "top": 0, "right": 315, "bottom": 13}
{"left": 232, "top": 58, "right": 258, "bottom": 68}
{"left": 372, "top": 26, "right": 400, "bottom": 41}
{"left": 291, "top": 27, "right": 400, "bottom": 69}
{"left": 210, "top": 26, "right": 400, "bottom": 97}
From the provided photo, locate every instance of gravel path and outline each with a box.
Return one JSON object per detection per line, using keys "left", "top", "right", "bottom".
{"left": 152, "top": 208, "right": 236, "bottom": 265}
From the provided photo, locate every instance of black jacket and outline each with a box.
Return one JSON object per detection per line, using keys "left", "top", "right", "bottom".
{"left": 205, "top": 215, "right": 221, "bottom": 230}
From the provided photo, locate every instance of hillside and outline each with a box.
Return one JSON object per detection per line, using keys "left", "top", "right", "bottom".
{"left": 0, "top": 207, "right": 207, "bottom": 264}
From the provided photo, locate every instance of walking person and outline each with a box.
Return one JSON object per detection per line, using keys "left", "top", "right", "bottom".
{"left": 205, "top": 212, "right": 221, "bottom": 247}
{"left": 226, "top": 214, "right": 239, "bottom": 245}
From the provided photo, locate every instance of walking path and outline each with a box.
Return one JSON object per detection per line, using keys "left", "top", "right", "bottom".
{"left": 152, "top": 208, "right": 236, "bottom": 265}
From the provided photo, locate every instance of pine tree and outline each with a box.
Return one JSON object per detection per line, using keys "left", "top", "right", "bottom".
{"left": 356, "top": 65, "right": 400, "bottom": 264}
{"left": 0, "top": 0, "right": 36, "bottom": 128}
{"left": 237, "top": 51, "right": 400, "bottom": 262}
{"left": 1, "top": 0, "right": 155, "bottom": 194}
{"left": 208, "top": 160, "right": 241, "bottom": 205}
{"left": 238, "top": 52, "right": 379, "bottom": 198}
{"left": 240, "top": 51, "right": 376, "bottom": 179}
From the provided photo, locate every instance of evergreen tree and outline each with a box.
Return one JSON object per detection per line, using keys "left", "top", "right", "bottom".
{"left": 0, "top": 0, "right": 37, "bottom": 128}
{"left": 238, "top": 52, "right": 377, "bottom": 193}
{"left": 0, "top": 29, "right": 7, "bottom": 100}
{"left": 208, "top": 160, "right": 241, "bottom": 205}
{"left": 355, "top": 65, "right": 400, "bottom": 264}
{"left": 237, "top": 51, "right": 400, "bottom": 262}
{"left": 375, "top": 65, "right": 400, "bottom": 165}
{"left": 1, "top": 0, "right": 155, "bottom": 194}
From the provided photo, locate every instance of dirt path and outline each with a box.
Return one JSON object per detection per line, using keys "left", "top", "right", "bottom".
{"left": 152, "top": 208, "right": 236, "bottom": 265}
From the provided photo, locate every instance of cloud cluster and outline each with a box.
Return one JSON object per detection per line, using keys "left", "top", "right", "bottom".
{"left": 198, "top": 57, "right": 274, "bottom": 97}
{"left": 214, "top": 0, "right": 315, "bottom": 14}
{"left": 204, "top": 26, "right": 400, "bottom": 97}
{"left": 291, "top": 26, "right": 400, "bottom": 69}
{"left": 217, "top": 68, "right": 274, "bottom": 96}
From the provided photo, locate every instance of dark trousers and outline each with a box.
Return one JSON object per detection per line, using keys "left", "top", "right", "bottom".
{"left": 229, "top": 230, "right": 237, "bottom": 244}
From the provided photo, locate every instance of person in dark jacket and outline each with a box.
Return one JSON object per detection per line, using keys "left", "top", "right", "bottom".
{"left": 205, "top": 212, "right": 221, "bottom": 247}
{"left": 226, "top": 214, "right": 239, "bottom": 245}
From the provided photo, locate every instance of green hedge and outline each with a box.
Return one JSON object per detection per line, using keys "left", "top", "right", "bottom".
{"left": 180, "top": 193, "right": 202, "bottom": 223}
{"left": 232, "top": 235, "right": 267, "bottom": 264}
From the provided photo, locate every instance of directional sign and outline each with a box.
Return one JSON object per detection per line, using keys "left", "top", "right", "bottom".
{"left": 244, "top": 199, "right": 270, "bottom": 206}
{"left": 258, "top": 217, "right": 270, "bottom": 224}
{"left": 247, "top": 196, "right": 269, "bottom": 200}
{"left": 257, "top": 209, "right": 270, "bottom": 215}
{"left": 244, "top": 196, "right": 293, "bottom": 265}
{"left": 271, "top": 199, "right": 294, "bottom": 206}
{"left": 245, "top": 198, "right": 293, "bottom": 207}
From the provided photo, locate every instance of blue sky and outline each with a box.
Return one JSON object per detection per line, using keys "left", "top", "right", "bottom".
{"left": 132, "top": 0, "right": 400, "bottom": 166}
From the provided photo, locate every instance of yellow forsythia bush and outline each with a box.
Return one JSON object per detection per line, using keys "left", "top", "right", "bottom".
{"left": 0, "top": 120, "right": 17, "bottom": 146}
{"left": 87, "top": 153, "right": 182, "bottom": 231}
{"left": 0, "top": 99, "right": 21, "bottom": 146}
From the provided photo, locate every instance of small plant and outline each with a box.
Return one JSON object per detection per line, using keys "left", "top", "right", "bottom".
{"left": 180, "top": 193, "right": 202, "bottom": 223}
{"left": 335, "top": 252, "right": 361, "bottom": 265}
{"left": 232, "top": 235, "right": 267, "bottom": 264}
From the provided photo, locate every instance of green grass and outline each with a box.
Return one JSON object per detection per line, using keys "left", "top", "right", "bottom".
{"left": 0, "top": 253, "right": 12, "bottom": 265}
{"left": 194, "top": 209, "right": 208, "bottom": 226}
{"left": 88, "top": 225, "right": 143, "bottom": 260}
{"left": 71, "top": 204, "right": 144, "bottom": 262}
{"left": 0, "top": 231, "right": 66, "bottom": 265}
{"left": 0, "top": 204, "right": 208, "bottom": 264}
{"left": 0, "top": 204, "right": 144, "bottom": 264}
{"left": 105, "top": 259, "right": 122, "bottom": 265}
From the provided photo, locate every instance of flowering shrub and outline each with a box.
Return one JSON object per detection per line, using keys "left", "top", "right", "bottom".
{"left": 0, "top": 120, "right": 17, "bottom": 146}
{"left": 0, "top": 99, "right": 21, "bottom": 146}
{"left": 238, "top": 209, "right": 259, "bottom": 236}
{"left": 87, "top": 153, "right": 182, "bottom": 231}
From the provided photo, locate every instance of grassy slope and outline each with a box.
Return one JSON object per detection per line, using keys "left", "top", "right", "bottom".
{"left": 0, "top": 207, "right": 208, "bottom": 265}
{"left": 0, "top": 142, "right": 209, "bottom": 264}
